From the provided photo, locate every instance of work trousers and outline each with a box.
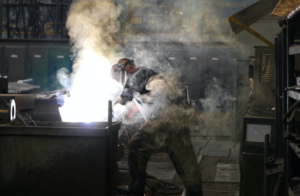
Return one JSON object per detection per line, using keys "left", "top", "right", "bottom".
{"left": 127, "top": 119, "right": 203, "bottom": 196}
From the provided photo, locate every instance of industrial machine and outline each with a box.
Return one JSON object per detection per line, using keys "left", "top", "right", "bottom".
{"left": 0, "top": 101, "right": 121, "bottom": 196}
{"left": 240, "top": 46, "right": 279, "bottom": 196}
{"left": 240, "top": 114, "right": 278, "bottom": 196}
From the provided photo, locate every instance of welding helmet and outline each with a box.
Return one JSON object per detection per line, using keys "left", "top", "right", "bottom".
{"left": 114, "top": 59, "right": 135, "bottom": 70}
{"left": 110, "top": 59, "right": 134, "bottom": 85}
{"left": 110, "top": 63, "right": 126, "bottom": 85}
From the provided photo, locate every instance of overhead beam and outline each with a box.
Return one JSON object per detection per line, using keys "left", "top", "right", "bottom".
{"left": 229, "top": 0, "right": 279, "bottom": 34}
{"left": 229, "top": 16, "right": 275, "bottom": 49}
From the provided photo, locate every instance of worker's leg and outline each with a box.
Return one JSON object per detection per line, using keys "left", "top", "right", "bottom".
{"left": 166, "top": 126, "right": 203, "bottom": 196}
{"left": 127, "top": 120, "right": 155, "bottom": 196}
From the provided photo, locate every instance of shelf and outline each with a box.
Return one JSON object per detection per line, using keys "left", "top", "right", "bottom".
{"left": 289, "top": 141, "right": 300, "bottom": 159}
{"left": 289, "top": 186, "right": 296, "bottom": 196}
{"left": 289, "top": 45, "right": 300, "bottom": 55}
{"left": 288, "top": 90, "right": 300, "bottom": 100}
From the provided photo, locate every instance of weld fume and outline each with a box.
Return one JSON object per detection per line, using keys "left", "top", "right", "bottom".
{"left": 58, "top": 0, "right": 123, "bottom": 122}
{"left": 56, "top": 68, "right": 71, "bottom": 90}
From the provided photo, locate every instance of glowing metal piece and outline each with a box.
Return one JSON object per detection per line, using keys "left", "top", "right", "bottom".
{"left": 9, "top": 99, "right": 16, "bottom": 122}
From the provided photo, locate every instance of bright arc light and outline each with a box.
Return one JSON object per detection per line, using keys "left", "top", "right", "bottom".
{"left": 58, "top": 49, "right": 122, "bottom": 122}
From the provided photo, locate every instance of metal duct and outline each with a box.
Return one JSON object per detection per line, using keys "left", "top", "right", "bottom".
{"left": 229, "top": 0, "right": 280, "bottom": 35}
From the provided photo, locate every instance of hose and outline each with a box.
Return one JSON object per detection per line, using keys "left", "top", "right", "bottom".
{"left": 247, "top": 104, "right": 274, "bottom": 114}
{"left": 283, "top": 100, "right": 300, "bottom": 124}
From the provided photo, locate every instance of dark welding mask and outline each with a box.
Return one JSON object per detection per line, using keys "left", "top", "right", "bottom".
{"left": 114, "top": 63, "right": 125, "bottom": 70}
{"left": 110, "top": 60, "right": 134, "bottom": 85}
{"left": 114, "top": 60, "right": 134, "bottom": 70}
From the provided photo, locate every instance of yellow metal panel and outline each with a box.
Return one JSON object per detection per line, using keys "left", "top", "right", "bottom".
{"left": 228, "top": 16, "right": 275, "bottom": 49}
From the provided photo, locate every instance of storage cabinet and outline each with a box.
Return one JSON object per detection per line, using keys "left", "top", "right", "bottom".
{"left": 26, "top": 46, "right": 50, "bottom": 91}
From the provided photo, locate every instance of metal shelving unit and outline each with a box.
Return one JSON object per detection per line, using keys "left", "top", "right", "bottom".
{"left": 289, "top": 142, "right": 300, "bottom": 159}
{"left": 288, "top": 90, "right": 300, "bottom": 100}
{"left": 276, "top": 10, "right": 300, "bottom": 196}
{"left": 289, "top": 45, "right": 300, "bottom": 55}
{"left": 289, "top": 187, "right": 296, "bottom": 196}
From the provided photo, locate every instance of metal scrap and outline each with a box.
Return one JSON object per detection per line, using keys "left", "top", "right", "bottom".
{"left": 26, "top": 113, "right": 38, "bottom": 127}
{"left": 2, "top": 99, "right": 29, "bottom": 126}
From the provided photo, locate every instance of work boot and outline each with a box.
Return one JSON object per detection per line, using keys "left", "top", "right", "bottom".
{"left": 186, "top": 182, "right": 203, "bottom": 196}
{"left": 129, "top": 170, "right": 146, "bottom": 196}
{"left": 116, "top": 186, "right": 130, "bottom": 195}
{"left": 116, "top": 185, "right": 144, "bottom": 196}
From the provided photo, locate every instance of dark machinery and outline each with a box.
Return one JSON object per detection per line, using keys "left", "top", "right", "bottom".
{"left": 240, "top": 46, "right": 278, "bottom": 196}
{"left": 0, "top": 101, "right": 121, "bottom": 196}
{"left": 0, "top": 75, "right": 8, "bottom": 93}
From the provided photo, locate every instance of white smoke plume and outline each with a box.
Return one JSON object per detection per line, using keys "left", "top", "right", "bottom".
{"left": 59, "top": 0, "right": 123, "bottom": 122}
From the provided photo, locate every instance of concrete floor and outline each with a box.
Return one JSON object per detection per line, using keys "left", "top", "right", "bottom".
{"left": 117, "top": 135, "right": 241, "bottom": 196}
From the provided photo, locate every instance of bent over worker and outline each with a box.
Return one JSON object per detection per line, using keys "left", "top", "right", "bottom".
{"left": 114, "top": 58, "right": 203, "bottom": 196}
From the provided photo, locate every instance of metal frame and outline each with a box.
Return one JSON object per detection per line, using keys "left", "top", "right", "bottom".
{"left": 285, "top": 17, "right": 296, "bottom": 196}
{"left": 0, "top": 0, "right": 3, "bottom": 38}
{"left": 275, "top": 36, "right": 282, "bottom": 157}
{"left": 0, "top": 101, "right": 119, "bottom": 196}
{"left": 228, "top": 16, "right": 275, "bottom": 49}
{"left": 276, "top": 14, "right": 300, "bottom": 196}
{"left": 1, "top": 0, "right": 71, "bottom": 39}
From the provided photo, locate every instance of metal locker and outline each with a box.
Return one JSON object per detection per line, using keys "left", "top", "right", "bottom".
{"left": 49, "top": 45, "right": 71, "bottom": 90}
{"left": 204, "top": 47, "right": 237, "bottom": 96}
{"left": 26, "top": 46, "right": 50, "bottom": 91}
{"left": 3, "top": 46, "right": 26, "bottom": 82}
{"left": 0, "top": 45, "right": 8, "bottom": 93}
{"left": 190, "top": 48, "right": 209, "bottom": 100}
{"left": 224, "top": 48, "right": 237, "bottom": 97}
{"left": 163, "top": 48, "right": 189, "bottom": 73}
{"left": 209, "top": 47, "right": 236, "bottom": 97}
{"left": 206, "top": 48, "right": 226, "bottom": 84}
{"left": 0, "top": 45, "right": 3, "bottom": 74}
{"left": 183, "top": 48, "right": 207, "bottom": 101}
{"left": 202, "top": 47, "right": 236, "bottom": 111}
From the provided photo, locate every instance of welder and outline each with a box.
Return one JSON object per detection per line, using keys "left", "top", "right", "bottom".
{"left": 114, "top": 58, "right": 203, "bottom": 196}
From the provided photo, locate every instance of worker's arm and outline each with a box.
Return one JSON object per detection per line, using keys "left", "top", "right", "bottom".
{"left": 113, "top": 97, "right": 128, "bottom": 106}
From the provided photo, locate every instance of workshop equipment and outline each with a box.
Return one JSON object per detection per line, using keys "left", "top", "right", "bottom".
{"left": 264, "top": 134, "right": 284, "bottom": 196}
{"left": 0, "top": 98, "right": 14, "bottom": 124}
{"left": 0, "top": 105, "right": 121, "bottom": 196}
{"left": 2, "top": 45, "right": 26, "bottom": 82}
{"left": 17, "top": 78, "right": 36, "bottom": 85}
{"left": 32, "top": 99, "right": 62, "bottom": 121}
{"left": 0, "top": 74, "right": 8, "bottom": 93}
{"left": 8, "top": 81, "right": 40, "bottom": 94}
{"left": 0, "top": 94, "right": 36, "bottom": 110}
{"left": 240, "top": 114, "right": 278, "bottom": 196}
{"left": 251, "top": 46, "right": 275, "bottom": 108}
{"left": 0, "top": 96, "right": 17, "bottom": 124}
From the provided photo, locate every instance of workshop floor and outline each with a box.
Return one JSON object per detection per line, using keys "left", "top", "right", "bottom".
{"left": 117, "top": 133, "right": 240, "bottom": 196}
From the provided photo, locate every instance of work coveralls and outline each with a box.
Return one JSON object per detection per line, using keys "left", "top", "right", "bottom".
{"left": 120, "top": 68, "right": 203, "bottom": 196}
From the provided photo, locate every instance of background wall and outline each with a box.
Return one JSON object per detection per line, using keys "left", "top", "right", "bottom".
{"left": 1, "top": 0, "right": 281, "bottom": 141}
{"left": 235, "top": 20, "right": 280, "bottom": 141}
